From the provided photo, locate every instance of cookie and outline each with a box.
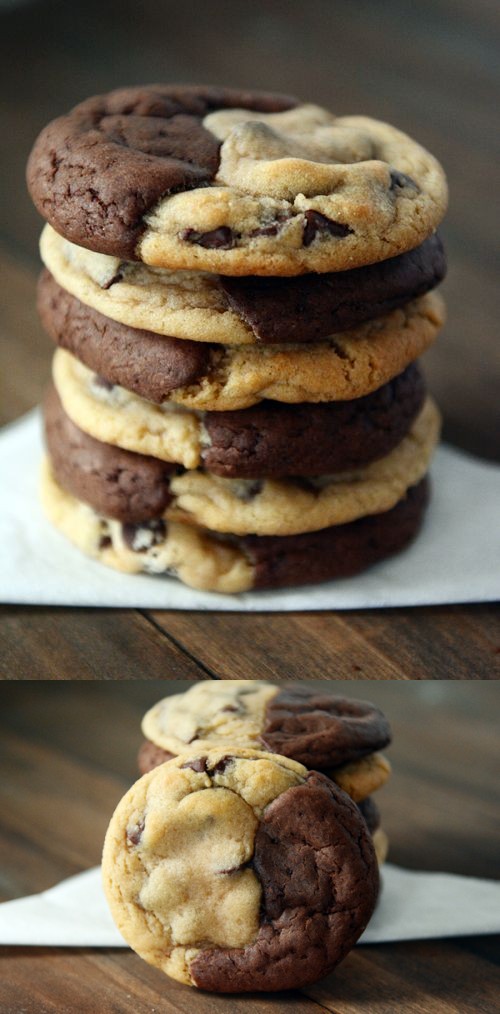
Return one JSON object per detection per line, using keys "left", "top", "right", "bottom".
{"left": 136, "top": 742, "right": 389, "bottom": 803}
{"left": 40, "top": 224, "right": 446, "bottom": 345}
{"left": 28, "top": 85, "right": 447, "bottom": 274}
{"left": 41, "top": 457, "right": 430, "bottom": 592}
{"left": 51, "top": 290, "right": 443, "bottom": 417}
{"left": 141, "top": 681, "right": 391, "bottom": 769}
{"left": 45, "top": 396, "right": 438, "bottom": 536}
{"left": 45, "top": 365, "right": 426, "bottom": 480}
{"left": 102, "top": 748, "right": 379, "bottom": 991}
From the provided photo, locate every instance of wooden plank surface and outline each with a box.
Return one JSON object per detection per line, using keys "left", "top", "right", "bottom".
{"left": 0, "top": 0, "right": 499, "bottom": 678}
{"left": 0, "top": 681, "right": 499, "bottom": 1012}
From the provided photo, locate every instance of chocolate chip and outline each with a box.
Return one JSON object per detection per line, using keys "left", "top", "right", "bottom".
{"left": 92, "top": 374, "right": 115, "bottom": 391}
{"left": 101, "top": 270, "right": 124, "bottom": 290}
{"left": 99, "top": 534, "right": 112, "bottom": 549}
{"left": 126, "top": 818, "right": 145, "bottom": 846}
{"left": 390, "top": 170, "right": 420, "bottom": 192}
{"left": 122, "top": 518, "right": 166, "bottom": 552}
{"left": 302, "top": 210, "right": 353, "bottom": 246}
{"left": 207, "top": 756, "right": 234, "bottom": 775}
{"left": 221, "top": 704, "right": 240, "bottom": 713}
{"left": 250, "top": 223, "right": 280, "bottom": 237}
{"left": 181, "top": 226, "right": 236, "bottom": 249}
{"left": 181, "top": 756, "right": 209, "bottom": 772}
{"left": 235, "top": 480, "right": 263, "bottom": 501}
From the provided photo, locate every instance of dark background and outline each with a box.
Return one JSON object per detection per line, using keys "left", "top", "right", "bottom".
{"left": 1, "top": 0, "right": 499, "bottom": 457}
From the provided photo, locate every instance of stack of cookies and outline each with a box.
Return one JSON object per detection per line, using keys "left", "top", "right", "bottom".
{"left": 103, "top": 681, "right": 392, "bottom": 992}
{"left": 27, "top": 85, "right": 447, "bottom": 593}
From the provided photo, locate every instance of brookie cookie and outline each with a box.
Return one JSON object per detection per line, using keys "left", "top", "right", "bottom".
{"left": 102, "top": 748, "right": 380, "bottom": 991}
{"left": 43, "top": 397, "right": 439, "bottom": 536}
{"left": 140, "top": 681, "right": 391, "bottom": 769}
{"left": 40, "top": 224, "right": 446, "bottom": 345}
{"left": 50, "top": 290, "right": 443, "bottom": 414}
{"left": 44, "top": 365, "right": 426, "bottom": 479}
{"left": 28, "top": 85, "right": 447, "bottom": 275}
{"left": 41, "top": 457, "right": 430, "bottom": 592}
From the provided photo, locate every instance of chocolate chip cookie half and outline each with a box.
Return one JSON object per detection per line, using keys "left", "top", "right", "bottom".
{"left": 102, "top": 748, "right": 379, "bottom": 991}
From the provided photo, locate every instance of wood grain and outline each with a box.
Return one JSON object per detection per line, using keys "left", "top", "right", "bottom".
{"left": 0, "top": 682, "right": 499, "bottom": 1012}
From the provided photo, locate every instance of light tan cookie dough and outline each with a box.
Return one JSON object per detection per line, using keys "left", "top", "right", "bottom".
{"left": 138, "top": 107, "right": 447, "bottom": 275}
{"left": 40, "top": 456, "right": 254, "bottom": 593}
{"left": 332, "top": 752, "right": 392, "bottom": 803}
{"left": 52, "top": 291, "right": 443, "bottom": 427}
{"left": 40, "top": 224, "right": 257, "bottom": 346}
{"left": 102, "top": 749, "right": 307, "bottom": 985}
{"left": 45, "top": 386, "right": 439, "bottom": 536}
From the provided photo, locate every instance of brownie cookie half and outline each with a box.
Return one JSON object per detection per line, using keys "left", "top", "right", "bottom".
{"left": 141, "top": 681, "right": 391, "bottom": 769}
{"left": 28, "top": 85, "right": 447, "bottom": 274}
{"left": 41, "top": 457, "right": 429, "bottom": 592}
{"left": 102, "top": 748, "right": 379, "bottom": 991}
{"left": 41, "top": 224, "right": 446, "bottom": 345}
{"left": 45, "top": 363, "right": 426, "bottom": 480}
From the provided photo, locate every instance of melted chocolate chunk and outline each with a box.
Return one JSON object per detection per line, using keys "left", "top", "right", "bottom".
{"left": 126, "top": 818, "right": 145, "bottom": 847}
{"left": 181, "top": 226, "right": 236, "bottom": 249}
{"left": 390, "top": 169, "right": 420, "bottom": 192}
{"left": 122, "top": 519, "right": 167, "bottom": 551}
{"left": 207, "top": 756, "right": 234, "bottom": 775}
{"left": 302, "top": 210, "right": 353, "bottom": 246}
{"left": 98, "top": 535, "right": 112, "bottom": 550}
{"left": 181, "top": 756, "right": 209, "bottom": 773}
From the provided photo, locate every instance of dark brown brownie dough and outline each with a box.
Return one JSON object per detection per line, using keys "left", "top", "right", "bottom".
{"left": 221, "top": 233, "right": 446, "bottom": 343}
{"left": 246, "top": 477, "right": 429, "bottom": 590}
{"left": 27, "top": 85, "right": 297, "bottom": 258}
{"left": 137, "top": 740, "right": 175, "bottom": 775}
{"left": 38, "top": 270, "right": 213, "bottom": 401}
{"left": 261, "top": 689, "right": 392, "bottom": 767}
{"left": 203, "top": 364, "right": 426, "bottom": 477}
{"left": 44, "top": 385, "right": 176, "bottom": 522}
{"left": 190, "top": 771, "right": 379, "bottom": 992}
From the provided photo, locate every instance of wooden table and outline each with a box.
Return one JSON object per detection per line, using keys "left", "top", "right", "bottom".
{"left": 1, "top": 680, "right": 499, "bottom": 1013}
{"left": 0, "top": 1, "right": 499, "bottom": 679}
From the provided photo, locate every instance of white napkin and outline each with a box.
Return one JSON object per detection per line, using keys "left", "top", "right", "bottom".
{"left": 1, "top": 410, "right": 499, "bottom": 609}
{"left": 1, "top": 864, "right": 499, "bottom": 947}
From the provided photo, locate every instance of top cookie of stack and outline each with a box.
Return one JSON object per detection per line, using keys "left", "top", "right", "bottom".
{"left": 28, "top": 85, "right": 447, "bottom": 593}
